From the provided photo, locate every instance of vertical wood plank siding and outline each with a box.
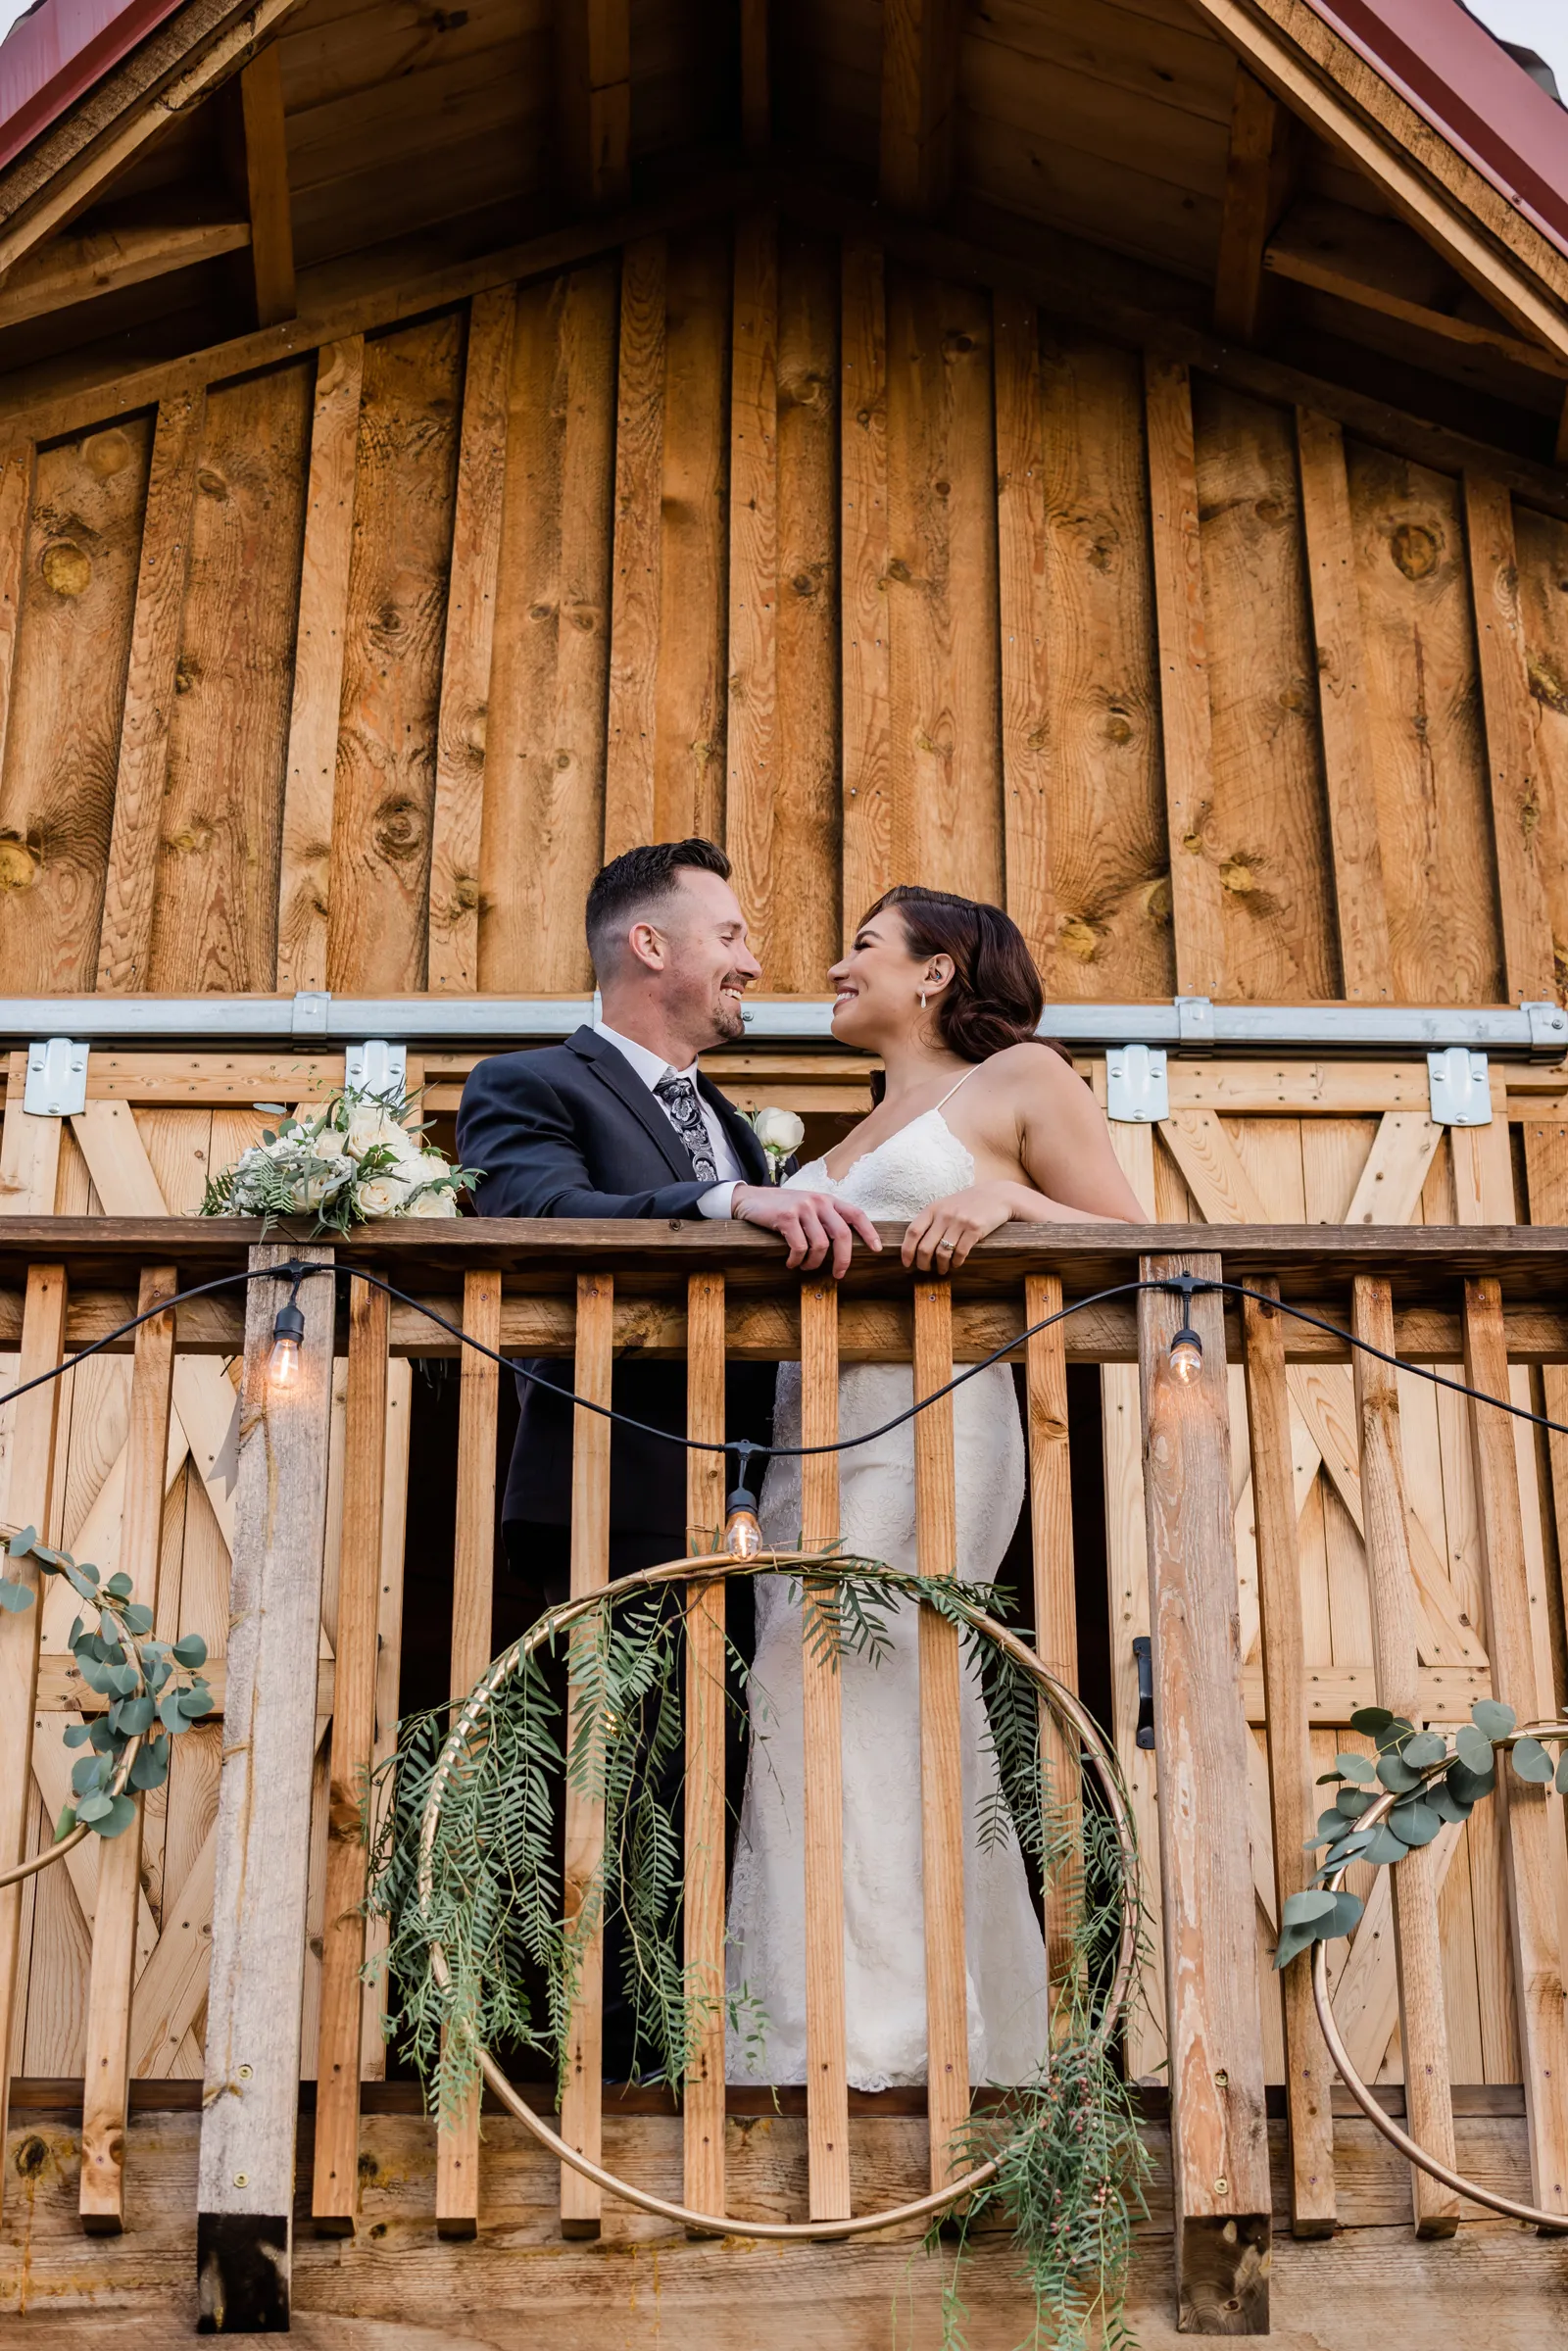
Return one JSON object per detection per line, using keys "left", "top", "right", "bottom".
{"left": 0, "top": 222, "right": 1551, "bottom": 1001}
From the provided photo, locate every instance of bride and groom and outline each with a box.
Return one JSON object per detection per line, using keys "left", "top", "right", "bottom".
{"left": 456, "top": 837, "right": 1142, "bottom": 2088}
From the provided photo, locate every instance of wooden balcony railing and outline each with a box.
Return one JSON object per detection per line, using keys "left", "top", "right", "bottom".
{"left": 2, "top": 1218, "right": 1568, "bottom": 2333}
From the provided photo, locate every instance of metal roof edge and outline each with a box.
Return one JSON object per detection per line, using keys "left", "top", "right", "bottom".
{"left": 0, "top": 0, "right": 189, "bottom": 176}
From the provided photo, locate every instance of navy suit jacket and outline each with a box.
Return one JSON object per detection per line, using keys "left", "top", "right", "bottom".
{"left": 457, "top": 1026, "right": 781, "bottom": 1533}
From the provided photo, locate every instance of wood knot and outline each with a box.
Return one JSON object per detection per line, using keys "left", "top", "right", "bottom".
{"left": 1389, "top": 522, "right": 1440, "bottom": 580}
{"left": 81, "top": 429, "right": 132, "bottom": 478}
{"left": 0, "top": 833, "right": 41, "bottom": 891}
{"left": 41, "top": 541, "right": 91, "bottom": 597}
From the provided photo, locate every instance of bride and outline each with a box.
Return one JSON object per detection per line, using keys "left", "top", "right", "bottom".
{"left": 725, "top": 885, "right": 1144, "bottom": 2088}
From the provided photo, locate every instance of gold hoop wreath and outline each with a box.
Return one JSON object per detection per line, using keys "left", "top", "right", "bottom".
{"left": 414, "top": 1549, "right": 1141, "bottom": 2242}
{"left": 1312, "top": 1773, "right": 1568, "bottom": 2231}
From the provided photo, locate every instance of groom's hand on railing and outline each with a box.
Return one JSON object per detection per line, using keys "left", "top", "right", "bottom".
{"left": 731, "top": 1185, "right": 882, "bottom": 1276}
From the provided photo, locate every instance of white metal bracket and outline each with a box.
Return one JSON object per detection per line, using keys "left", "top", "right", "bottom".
{"left": 344, "top": 1040, "right": 408, "bottom": 1102}
{"left": 24, "top": 1037, "right": 87, "bottom": 1117}
{"left": 1427, "top": 1046, "right": 1492, "bottom": 1127}
{"left": 1524, "top": 1000, "right": 1568, "bottom": 1054}
{"left": 1174, "top": 995, "right": 1215, "bottom": 1045}
{"left": 1105, "top": 1042, "right": 1169, "bottom": 1124}
{"left": 291, "top": 990, "right": 331, "bottom": 1041}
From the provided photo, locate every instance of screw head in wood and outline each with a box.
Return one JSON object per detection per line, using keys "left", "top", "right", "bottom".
{"left": 1214, "top": 2176, "right": 1228, "bottom": 2196}
{"left": 238, "top": 2065, "right": 253, "bottom": 2080}
{"left": 234, "top": 2172, "right": 248, "bottom": 2187}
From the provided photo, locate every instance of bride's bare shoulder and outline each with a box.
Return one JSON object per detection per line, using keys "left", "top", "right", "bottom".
{"left": 976, "top": 1043, "right": 1085, "bottom": 1096}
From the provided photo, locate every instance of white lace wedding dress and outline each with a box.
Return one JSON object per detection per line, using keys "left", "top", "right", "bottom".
{"left": 724, "top": 1081, "right": 1053, "bottom": 2088}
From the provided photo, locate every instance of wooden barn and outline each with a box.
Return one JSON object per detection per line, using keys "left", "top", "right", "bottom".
{"left": 3, "top": 0, "right": 1568, "bottom": 2339}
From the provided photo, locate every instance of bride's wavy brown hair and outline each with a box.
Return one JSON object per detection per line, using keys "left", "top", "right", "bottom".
{"left": 860, "top": 884, "right": 1072, "bottom": 1073}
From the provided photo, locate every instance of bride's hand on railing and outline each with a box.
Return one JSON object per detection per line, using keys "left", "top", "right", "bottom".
{"left": 733, "top": 1184, "right": 882, "bottom": 1276}
{"left": 902, "top": 1183, "right": 1027, "bottom": 1270}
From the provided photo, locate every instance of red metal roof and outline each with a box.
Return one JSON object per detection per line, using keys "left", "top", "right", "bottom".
{"left": 0, "top": 0, "right": 186, "bottom": 173}
{"left": 1309, "top": 0, "right": 1568, "bottom": 259}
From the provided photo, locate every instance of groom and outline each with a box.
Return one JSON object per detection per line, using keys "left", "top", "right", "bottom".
{"left": 457, "top": 836, "right": 878, "bottom": 1601}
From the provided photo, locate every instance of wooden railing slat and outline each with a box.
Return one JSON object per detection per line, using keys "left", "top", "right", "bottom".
{"left": 912, "top": 1279, "right": 968, "bottom": 2192}
{"left": 1351, "top": 1274, "right": 1459, "bottom": 2234}
{"left": 683, "top": 1271, "right": 727, "bottom": 2219}
{"left": 1242, "top": 1282, "right": 1336, "bottom": 2237}
{"left": 1463, "top": 1276, "right": 1568, "bottom": 2219}
{"left": 1136, "top": 1252, "right": 1271, "bottom": 2332}
{"left": 79, "top": 1263, "right": 177, "bottom": 2232}
{"left": 434, "top": 1268, "right": 500, "bottom": 2238}
{"left": 1024, "top": 1271, "right": 1078, "bottom": 2001}
{"left": 0, "top": 1260, "right": 68, "bottom": 2210}
{"left": 311, "top": 1274, "right": 389, "bottom": 2229}
{"left": 560, "top": 1272, "right": 612, "bottom": 2237}
{"left": 800, "top": 1276, "right": 851, "bottom": 2220}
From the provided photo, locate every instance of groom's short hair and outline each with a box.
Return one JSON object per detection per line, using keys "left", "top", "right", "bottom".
{"left": 585, "top": 838, "right": 732, "bottom": 974}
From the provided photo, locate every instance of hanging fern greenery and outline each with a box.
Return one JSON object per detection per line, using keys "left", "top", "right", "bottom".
{"left": 364, "top": 1555, "right": 1149, "bottom": 2349}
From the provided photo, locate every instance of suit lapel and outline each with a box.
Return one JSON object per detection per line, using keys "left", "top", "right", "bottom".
{"left": 568, "top": 1027, "right": 695, "bottom": 1182}
{"left": 699, "top": 1076, "right": 768, "bottom": 1184}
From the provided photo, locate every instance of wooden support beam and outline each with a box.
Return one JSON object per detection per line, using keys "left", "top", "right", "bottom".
{"left": 1350, "top": 1275, "right": 1459, "bottom": 2236}
{"left": 993, "top": 302, "right": 1053, "bottom": 977}
{"left": 740, "top": 0, "right": 770, "bottom": 151}
{"left": 1463, "top": 1278, "right": 1568, "bottom": 2220}
{"left": 912, "top": 1279, "right": 968, "bottom": 2191}
{"left": 879, "top": 0, "right": 962, "bottom": 218}
{"left": 234, "top": 45, "right": 295, "bottom": 327}
{"left": 1242, "top": 1282, "right": 1335, "bottom": 2237}
{"left": 603, "top": 236, "right": 665, "bottom": 861}
{"left": 559, "top": 1272, "right": 612, "bottom": 2237}
{"left": 311, "top": 1275, "right": 389, "bottom": 2230}
{"left": 427, "top": 286, "right": 514, "bottom": 995}
{"left": 683, "top": 1272, "right": 727, "bottom": 2220}
{"left": 557, "top": 0, "right": 631, "bottom": 207}
{"left": 434, "top": 1269, "right": 500, "bottom": 2238}
{"left": 196, "top": 1243, "right": 335, "bottom": 2332}
{"left": 1265, "top": 199, "right": 1568, "bottom": 382}
{"left": 1295, "top": 407, "right": 1393, "bottom": 1004}
{"left": 96, "top": 390, "right": 205, "bottom": 993}
{"left": 1213, "top": 68, "right": 1280, "bottom": 341}
{"left": 78, "top": 1265, "right": 176, "bottom": 2234}
{"left": 1464, "top": 473, "right": 1557, "bottom": 1005}
{"left": 276, "top": 336, "right": 362, "bottom": 995}
{"left": 0, "top": 1261, "right": 67, "bottom": 2208}
{"left": 0, "top": 219, "right": 251, "bottom": 332}
{"left": 1024, "top": 1273, "right": 1079, "bottom": 1995}
{"left": 1145, "top": 353, "right": 1226, "bottom": 1001}
{"left": 1137, "top": 1253, "right": 1270, "bottom": 2332}
{"left": 800, "top": 1277, "right": 850, "bottom": 2221}
{"left": 725, "top": 212, "right": 779, "bottom": 975}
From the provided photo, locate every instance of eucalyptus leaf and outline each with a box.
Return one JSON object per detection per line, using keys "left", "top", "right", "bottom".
{"left": 1389, "top": 1798, "right": 1441, "bottom": 1847}
{"left": 70, "top": 1752, "right": 107, "bottom": 1795}
{"left": 1511, "top": 1736, "right": 1554, "bottom": 1784}
{"left": 157, "top": 1688, "right": 188, "bottom": 1735}
{"left": 177, "top": 1686, "right": 215, "bottom": 1719}
{"left": 74, "top": 1790, "right": 113, "bottom": 1824}
{"left": 1447, "top": 1757, "right": 1495, "bottom": 1806}
{"left": 86, "top": 1792, "right": 136, "bottom": 1839}
{"left": 128, "top": 1738, "right": 170, "bottom": 1791}
{"left": 61, "top": 1721, "right": 91, "bottom": 1748}
{"left": 1336, "top": 1787, "right": 1372, "bottom": 1818}
{"left": 104, "top": 1571, "right": 133, "bottom": 1599}
{"left": 1317, "top": 1805, "right": 1348, "bottom": 1839}
{"left": 115, "top": 1695, "right": 156, "bottom": 1737}
{"left": 1472, "top": 1699, "right": 1517, "bottom": 1741}
{"left": 1427, "top": 1778, "right": 1473, "bottom": 1824}
{"left": 172, "top": 1634, "right": 208, "bottom": 1669}
{"left": 1557, "top": 1752, "right": 1568, "bottom": 1796}
{"left": 88, "top": 1718, "right": 116, "bottom": 1753}
{"left": 1455, "top": 1724, "right": 1494, "bottom": 1775}
{"left": 0, "top": 1577, "right": 32, "bottom": 1611}
{"left": 1362, "top": 1824, "right": 1409, "bottom": 1867}
{"left": 1349, "top": 1706, "right": 1394, "bottom": 1737}
{"left": 1402, "top": 1731, "right": 1447, "bottom": 1769}
{"left": 54, "top": 1802, "right": 76, "bottom": 1839}
{"left": 119, "top": 1602, "right": 154, "bottom": 1636}
{"left": 7, "top": 1525, "right": 37, "bottom": 1557}
{"left": 1377, "top": 1716, "right": 1415, "bottom": 1751}
{"left": 1325, "top": 1887, "right": 1365, "bottom": 1939}
{"left": 1333, "top": 1751, "right": 1376, "bottom": 1783}
{"left": 1376, "top": 1751, "right": 1422, "bottom": 1793}
{"left": 1316, "top": 1772, "right": 1346, "bottom": 1787}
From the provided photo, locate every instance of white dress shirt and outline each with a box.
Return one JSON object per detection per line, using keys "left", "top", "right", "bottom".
{"left": 592, "top": 1019, "right": 744, "bottom": 1218}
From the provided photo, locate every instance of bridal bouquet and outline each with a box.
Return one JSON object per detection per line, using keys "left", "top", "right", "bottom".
{"left": 200, "top": 1089, "right": 481, "bottom": 1235}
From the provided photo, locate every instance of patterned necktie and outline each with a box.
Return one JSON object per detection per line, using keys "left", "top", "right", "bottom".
{"left": 653, "top": 1072, "right": 718, "bottom": 1182}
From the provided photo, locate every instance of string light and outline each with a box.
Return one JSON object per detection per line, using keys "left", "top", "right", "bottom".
{"left": 1168, "top": 1322, "right": 1203, "bottom": 1383}
{"left": 722, "top": 1484, "right": 763, "bottom": 1559}
{"left": 268, "top": 1289, "right": 306, "bottom": 1387}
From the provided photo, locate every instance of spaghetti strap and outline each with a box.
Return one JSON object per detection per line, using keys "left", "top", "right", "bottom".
{"left": 933, "top": 1064, "right": 981, "bottom": 1114}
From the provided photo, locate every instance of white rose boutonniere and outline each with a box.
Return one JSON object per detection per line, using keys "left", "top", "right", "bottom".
{"left": 747, "top": 1105, "right": 805, "bottom": 1184}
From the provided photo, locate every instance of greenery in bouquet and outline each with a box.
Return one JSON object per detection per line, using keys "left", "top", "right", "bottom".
{"left": 200, "top": 1087, "right": 481, "bottom": 1235}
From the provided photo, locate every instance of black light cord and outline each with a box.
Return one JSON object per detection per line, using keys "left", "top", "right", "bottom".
{"left": 1, "top": 1253, "right": 1566, "bottom": 1469}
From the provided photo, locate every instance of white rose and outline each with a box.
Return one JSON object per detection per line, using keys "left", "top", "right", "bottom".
{"left": 343, "top": 1106, "right": 405, "bottom": 1159}
{"left": 410, "top": 1150, "right": 449, "bottom": 1183}
{"left": 355, "top": 1172, "right": 411, "bottom": 1218}
{"left": 753, "top": 1106, "right": 805, "bottom": 1154}
{"left": 313, "top": 1128, "right": 346, "bottom": 1159}
{"left": 405, "top": 1184, "right": 459, "bottom": 1218}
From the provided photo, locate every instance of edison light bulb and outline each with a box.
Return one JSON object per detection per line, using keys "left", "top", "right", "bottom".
{"left": 723, "top": 1487, "right": 762, "bottom": 1559}
{"left": 269, "top": 1296, "right": 306, "bottom": 1387}
{"left": 1168, "top": 1324, "right": 1202, "bottom": 1384}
